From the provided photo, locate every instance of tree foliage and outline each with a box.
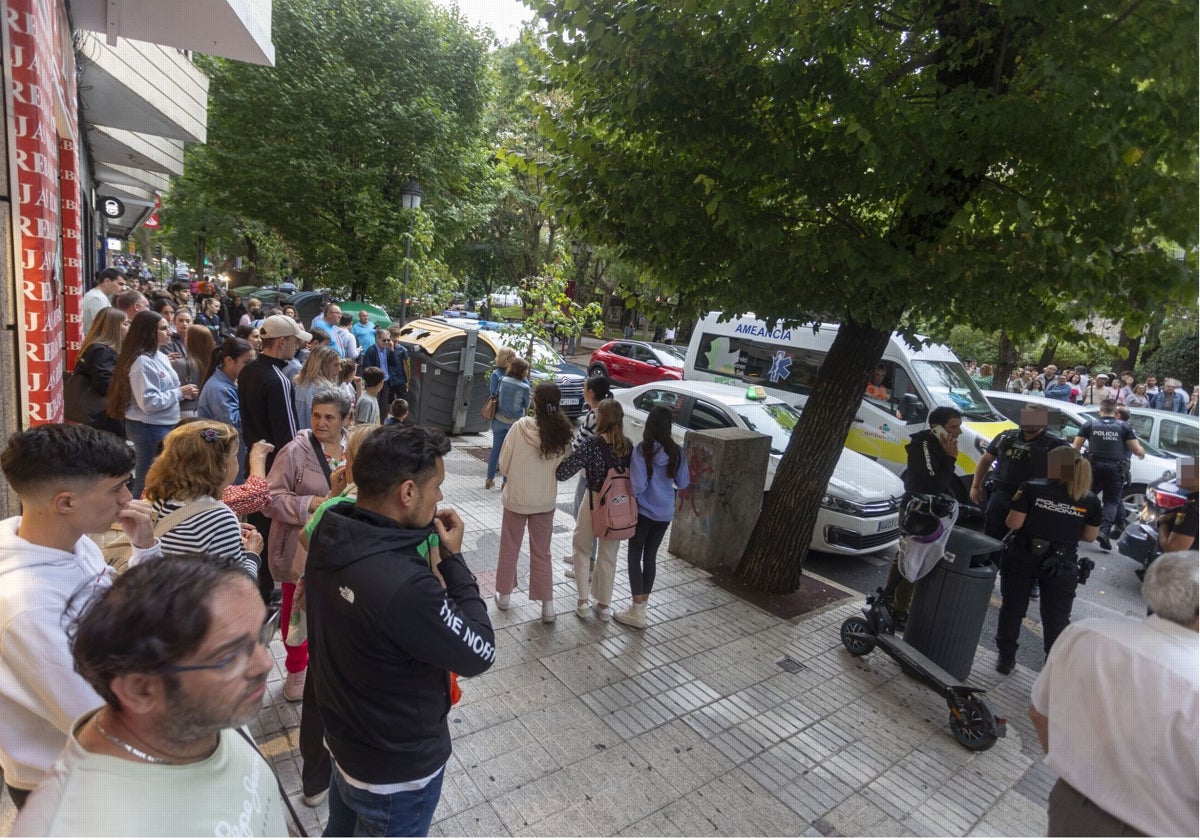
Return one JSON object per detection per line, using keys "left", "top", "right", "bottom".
{"left": 188, "top": 0, "right": 491, "bottom": 300}
{"left": 529, "top": 0, "right": 1198, "bottom": 591}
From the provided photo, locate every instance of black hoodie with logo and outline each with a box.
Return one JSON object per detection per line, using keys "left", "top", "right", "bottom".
{"left": 306, "top": 502, "right": 495, "bottom": 784}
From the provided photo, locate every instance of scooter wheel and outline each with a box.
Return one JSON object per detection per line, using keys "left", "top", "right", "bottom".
{"left": 949, "top": 695, "right": 999, "bottom": 751}
{"left": 840, "top": 616, "right": 875, "bottom": 656}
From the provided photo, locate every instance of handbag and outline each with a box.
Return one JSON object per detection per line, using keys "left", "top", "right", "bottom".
{"left": 63, "top": 369, "right": 107, "bottom": 426}
{"left": 480, "top": 394, "right": 498, "bottom": 421}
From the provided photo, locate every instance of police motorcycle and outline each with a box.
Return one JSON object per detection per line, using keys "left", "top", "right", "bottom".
{"left": 840, "top": 495, "right": 1006, "bottom": 751}
{"left": 1118, "top": 471, "right": 1185, "bottom": 579}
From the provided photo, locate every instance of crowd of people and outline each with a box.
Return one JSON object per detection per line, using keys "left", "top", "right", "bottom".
{"left": 981, "top": 360, "right": 1199, "bottom": 413}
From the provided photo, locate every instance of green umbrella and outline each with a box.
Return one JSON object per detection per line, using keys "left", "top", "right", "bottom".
{"left": 339, "top": 301, "right": 393, "bottom": 330}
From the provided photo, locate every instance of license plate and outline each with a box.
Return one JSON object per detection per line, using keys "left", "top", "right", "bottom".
{"left": 877, "top": 517, "right": 898, "bottom": 533}
{"left": 561, "top": 398, "right": 580, "bottom": 406}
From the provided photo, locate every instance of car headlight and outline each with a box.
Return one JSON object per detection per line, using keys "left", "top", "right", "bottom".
{"left": 821, "top": 494, "right": 861, "bottom": 515}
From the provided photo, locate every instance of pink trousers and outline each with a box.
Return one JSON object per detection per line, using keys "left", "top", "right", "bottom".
{"left": 496, "top": 508, "right": 555, "bottom": 601}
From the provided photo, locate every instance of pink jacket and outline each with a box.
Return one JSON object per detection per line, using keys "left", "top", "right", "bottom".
{"left": 265, "top": 430, "right": 334, "bottom": 581}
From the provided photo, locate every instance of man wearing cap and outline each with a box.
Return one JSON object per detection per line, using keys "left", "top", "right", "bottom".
{"left": 1083, "top": 373, "right": 1114, "bottom": 406}
{"left": 81, "top": 268, "right": 127, "bottom": 334}
{"left": 239, "top": 314, "right": 311, "bottom": 604}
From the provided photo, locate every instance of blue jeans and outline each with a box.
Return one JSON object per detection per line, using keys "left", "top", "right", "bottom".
{"left": 486, "top": 419, "right": 513, "bottom": 481}
{"left": 124, "top": 419, "right": 172, "bottom": 498}
{"left": 324, "top": 766, "right": 445, "bottom": 837}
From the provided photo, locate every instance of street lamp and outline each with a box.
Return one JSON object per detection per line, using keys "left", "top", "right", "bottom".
{"left": 399, "top": 178, "right": 424, "bottom": 325}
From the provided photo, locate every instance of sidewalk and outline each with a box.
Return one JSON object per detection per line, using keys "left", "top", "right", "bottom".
{"left": 256, "top": 433, "right": 1055, "bottom": 837}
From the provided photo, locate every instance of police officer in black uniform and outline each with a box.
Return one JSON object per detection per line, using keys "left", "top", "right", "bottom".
{"left": 1158, "top": 457, "right": 1198, "bottom": 553}
{"left": 1072, "top": 398, "right": 1144, "bottom": 550}
{"left": 971, "top": 405, "right": 1069, "bottom": 539}
{"left": 994, "top": 447, "right": 1102, "bottom": 674}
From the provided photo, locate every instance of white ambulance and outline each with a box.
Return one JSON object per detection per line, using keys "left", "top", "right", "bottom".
{"left": 683, "top": 312, "right": 1016, "bottom": 492}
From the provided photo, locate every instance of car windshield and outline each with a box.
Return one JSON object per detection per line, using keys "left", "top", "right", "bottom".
{"left": 912, "top": 360, "right": 1002, "bottom": 421}
{"left": 652, "top": 344, "right": 686, "bottom": 364}
{"left": 733, "top": 401, "right": 801, "bottom": 455}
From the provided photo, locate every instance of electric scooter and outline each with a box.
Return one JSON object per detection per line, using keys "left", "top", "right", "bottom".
{"left": 840, "top": 588, "right": 1006, "bottom": 751}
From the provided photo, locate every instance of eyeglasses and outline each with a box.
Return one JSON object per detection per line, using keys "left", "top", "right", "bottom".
{"left": 160, "top": 607, "right": 280, "bottom": 681}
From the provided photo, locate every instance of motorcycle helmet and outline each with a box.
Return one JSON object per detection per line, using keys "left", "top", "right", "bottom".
{"left": 900, "top": 496, "right": 946, "bottom": 542}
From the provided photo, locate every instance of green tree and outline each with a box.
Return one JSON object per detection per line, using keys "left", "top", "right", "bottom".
{"left": 529, "top": 0, "right": 1198, "bottom": 592}
{"left": 188, "top": 0, "right": 490, "bottom": 300}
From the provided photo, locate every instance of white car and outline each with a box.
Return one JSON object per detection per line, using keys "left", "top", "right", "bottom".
{"left": 489, "top": 287, "right": 522, "bottom": 307}
{"left": 984, "top": 390, "right": 1177, "bottom": 514}
{"left": 613, "top": 381, "right": 904, "bottom": 556}
{"left": 1082, "top": 405, "right": 1198, "bottom": 460}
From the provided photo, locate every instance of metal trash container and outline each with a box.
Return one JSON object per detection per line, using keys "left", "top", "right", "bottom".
{"left": 903, "top": 528, "right": 1003, "bottom": 681}
{"left": 396, "top": 319, "right": 498, "bottom": 434}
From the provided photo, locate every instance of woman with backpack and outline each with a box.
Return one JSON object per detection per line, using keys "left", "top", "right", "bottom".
{"left": 556, "top": 399, "right": 635, "bottom": 621}
{"left": 494, "top": 383, "right": 575, "bottom": 623}
{"left": 615, "top": 406, "right": 690, "bottom": 629}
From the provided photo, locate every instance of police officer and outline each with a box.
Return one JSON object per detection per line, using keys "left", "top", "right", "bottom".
{"left": 971, "top": 405, "right": 1069, "bottom": 540}
{"left": 1110, "top": 406, "right": 1136, "bottom": 537}
{"left": 995, "top": 448, "right": 1102, "bottom": 674}
{"left": 1072, "top": 398, "right": 1144, "bottom": 549}
{"left": 1158, "top": 457, "right": 1198, "bottom": 553}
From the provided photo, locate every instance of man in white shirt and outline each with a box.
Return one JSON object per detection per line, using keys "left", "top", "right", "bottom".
{"left": 12, "top": 554, "right": 287, "bottom": 836}
{"left": 80, "top": 267, "right": 127, "bottom": 334}
{"left": 0, "top": 424, "right": 160, "bottom": 808}
{"left": 1029, "top": 550, "right": 1198, "bottom": 837}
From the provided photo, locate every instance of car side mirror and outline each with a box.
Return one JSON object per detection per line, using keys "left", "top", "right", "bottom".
{"left": 646, "top": 358, "right": 661, "bottom": 367}
{"left": 900, "top": 392, "right": 926, "bottom": 424}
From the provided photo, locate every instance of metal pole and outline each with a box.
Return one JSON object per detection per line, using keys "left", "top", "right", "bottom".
{"left": 400, "top": 219, "right": 413, "bottom": 325}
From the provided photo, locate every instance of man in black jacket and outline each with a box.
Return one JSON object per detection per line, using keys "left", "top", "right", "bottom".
{"left": 306, "top": 425, "right": 494, "bottom": 837}
{"left": 238, "top": 314, "right": 310, "bottom": 604}
{"left": 360, "top": 329, "right": 408, "bottom": 418}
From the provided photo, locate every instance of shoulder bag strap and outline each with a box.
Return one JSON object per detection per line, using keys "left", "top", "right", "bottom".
{"left": 308, "top": 431, "right": 334, "bottom": 486}
{"left": 153, "top": 498, "right": 227, "bottom": 539}
{"left": 233, "top": 727, "right": 308, "bottom": 837}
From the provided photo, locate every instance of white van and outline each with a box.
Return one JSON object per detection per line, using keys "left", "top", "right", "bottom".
{"left": 684, "top": 312, "right": 1016, "bottom": 491}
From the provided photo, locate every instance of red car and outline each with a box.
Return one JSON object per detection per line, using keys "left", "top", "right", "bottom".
{"left": 588, "top": 340, "right": 686, "bottom": 387}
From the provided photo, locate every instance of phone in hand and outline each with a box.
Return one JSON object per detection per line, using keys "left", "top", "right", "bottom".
{"left": 932, "top": 425, "right": 950, "bottom": 443}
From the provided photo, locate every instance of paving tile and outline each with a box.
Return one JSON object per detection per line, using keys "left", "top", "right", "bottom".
{"left": 489, "top": 767, "right": 591, "bottom": 832}
{"left": 470, "top": 741, "right": 561, "bottom": 801}
{"left": 774, "top": 766, "right": 850, "bottom": 824}
{"left": 519, "top": 697, "right": 622, "bottom": 766}
{"left": 435, "top": 802, "right": 511, "bottom": 837}
{"left": 626, "top": 719, "right": 737, "bottom": 797}
{"left": 823, "top": 793, "right": 891, "bottom": 837}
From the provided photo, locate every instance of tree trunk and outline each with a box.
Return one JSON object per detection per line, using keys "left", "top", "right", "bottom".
{"left": 735, "top": 320, "right": 893, "bottom": 593}
{"left": 1038, "top": 340, "right": 1057, "bottom": 369}
{"left": 1113, "top": 324, "right": 1142, "bottom": 374}
{"left": 992, "top": 330, "right": 1019, "bottom": 389}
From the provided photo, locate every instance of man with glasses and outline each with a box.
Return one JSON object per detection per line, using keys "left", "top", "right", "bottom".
{"left": 0, "top": 425, "right": 161, "bottom": 810}
{"left": 361, "top": 328, "right": 407, "bottom": 419}
{"left": 12, "top": 555, "right": 287, "bottom": 836}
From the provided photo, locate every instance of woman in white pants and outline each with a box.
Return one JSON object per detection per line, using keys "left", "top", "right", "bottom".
{"left": 555, "top": 399, "right": 633, "bottom": 621}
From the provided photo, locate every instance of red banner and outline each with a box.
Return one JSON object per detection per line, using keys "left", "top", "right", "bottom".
{"left": 7, "top": 0, "right": 77, "bottom": 425}
{"left": 60, "top": 138, "right": 83, "bottom": 367}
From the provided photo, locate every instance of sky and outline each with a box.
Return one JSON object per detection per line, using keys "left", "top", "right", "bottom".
{"left": 431, "top": 0, "right": 534, "bottom": 44}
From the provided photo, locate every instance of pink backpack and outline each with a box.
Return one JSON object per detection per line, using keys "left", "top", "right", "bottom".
{"left": 589, "top": 451, "right": 639, "bottom": 540}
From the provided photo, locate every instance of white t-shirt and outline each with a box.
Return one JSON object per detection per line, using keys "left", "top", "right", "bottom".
{"left": 13, "top": 711, "right": 287, "bottom": 836}
{"left": 80, "top": 288, "right": 111, "bottom": 335}
{"left": 1031, "top": 614, "right": 1198, "bottom": 836}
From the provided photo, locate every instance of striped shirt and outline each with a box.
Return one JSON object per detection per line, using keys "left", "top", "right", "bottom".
{"left": 150, "top": 497, "right": 259, "bottom": 578}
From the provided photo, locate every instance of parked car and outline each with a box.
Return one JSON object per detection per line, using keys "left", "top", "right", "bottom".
{"left": 1081, "top": 406, "right": 1198, "bottom": 460}
{"left": 489, "top": 287, "right": 522, "bottom": 308}
{"left": 479, "top": 329, "right": 588, "bottom": 420}
{"left": 589, "top": 340, "right": 686, "bottom": 387}
{"left": 985, "top": 390, "right": 1176, "bottom": 516}
{"left": 613, "top": 380, "right": 904, "bottom": 556}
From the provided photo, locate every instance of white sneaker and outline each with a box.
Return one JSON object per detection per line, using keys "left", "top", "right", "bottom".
{"left": 564, "top": 567, "right": 575, "bottom": 579}
{"left": 541, "top": 600, "right": 556, "bottom": 623}
{"left": 283, "top": 670, "right": 306, "bottom": 703}
{"left": 493, "top": 592, "right": 510, "bottom": 610}
{"left": 595, "top": 604, "right": 612, "bottom": 622}
{"left": 614, "top": 602, "right": 646, "bottom": 628}
{"left": 575, "top": 600, "right": 591, "bottom": 619}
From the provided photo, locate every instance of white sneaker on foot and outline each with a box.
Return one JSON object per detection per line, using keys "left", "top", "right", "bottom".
{"left": 565, "top": 566, "right": 575, "bottom": 579}
{"left": 283, "top": 670, "right": 306, "bottom": 703}
{"left": 541, "top": 600, "right": 556, "bottom": 623}
{"left": 575, "top": 600, "right": 591, "bottom": 619}
{"left": 595, "top": 604, "right": 612, "bottom": 622}
{"left": 493, "top": 592, "right": 510, "bottom": 610}
{"left": 614, "top": 602, "right": 646, "bottom": 628}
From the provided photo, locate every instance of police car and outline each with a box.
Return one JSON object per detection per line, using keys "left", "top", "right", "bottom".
{"left": 613, "top": 380, "right": 904, "bottom": 556}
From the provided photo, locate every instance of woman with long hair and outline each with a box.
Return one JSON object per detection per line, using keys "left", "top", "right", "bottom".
{"left": 194, "top": 296, "right": 223, "bottom": 342}
{"left": 486, "top": 355, "right": 531, "bottom": 489}
{"left": 994, "top": 447, "right": 1101, "bottom": 674}
{"left": 615, "top": 405, "right": 690, "bottom": 628}
{"left": 141, "top": 420, "right": 263, "bottom": 579}
{"left": 484, "top": 347, "right": 517, "bottom": 488}
{"left": 234, "top": 323, "right": 263, "bottom": 352}
{"left": 66, "top": 308, "right": 129, "bottom": 437}
{"left": 198, "top": 336, "right": 257, "bottom": 480}
{"left": 265, "top": 388, "right": 352, "bottom": 702}
{"left": 107, "top": 311, "right": 199, "bottom": 497}
{"left": 564, "top": 374, "right": 612, "bottom": 578}
{"left": 166, "top": 307, "right": 193, "bottom": 358}
{"left": 494, "top": 383, "right": 575, "bottom": 623}
{"left": 171, "top": 324, "right": 215, "bottom": 420}
{"left": 293, "top": 346, "right": 342, "bottom": 431}
{"left": 556, "top": 398, "right": 633, "bottom": 621}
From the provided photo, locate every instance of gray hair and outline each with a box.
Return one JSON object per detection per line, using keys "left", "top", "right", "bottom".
{"left": 312, "top": 388, "right": 352, "bottom": 419}
{"left": 1142, "top": 551, "right": 1199, "bottom": 625}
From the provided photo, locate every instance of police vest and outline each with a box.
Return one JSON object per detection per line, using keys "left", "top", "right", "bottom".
{"left": 1011, "top": 479, "right": 1098, "bottom": 547}
{"left": 991, "top": 429, "right": 1066, "bottom": 489}
{"left": 1079, "top": 416, "right": 1130, "bottom": 461}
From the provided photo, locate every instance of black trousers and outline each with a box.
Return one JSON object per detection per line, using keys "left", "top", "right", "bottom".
{"left": 995, "top": 543, "right": 1078, "bottom": 660}
{"left": 300, "top": 663, "right": 331, "bottom": 797}
{"left": 627, "top": 515, "right": 669, "bottom": 596}
{"left": 983, "top": 485, "right": 1018, "bottom": 540}
{"left": 246, "top": 511, "right": 275, "bottom": 605}
{"left": 1091, "top": 461, "right": 1125, "bottom": 534}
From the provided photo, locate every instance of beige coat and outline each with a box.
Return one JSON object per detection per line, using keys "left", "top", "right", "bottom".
{"left": 499, "top": 417, "right": 569, "bottom": 515}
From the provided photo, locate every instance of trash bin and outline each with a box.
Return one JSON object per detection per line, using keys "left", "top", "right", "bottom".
{"left": 396, "top": 318, "right": 499, "bottom": 435}
{"left": 903, "top": 528, "right": 1003, "bottom": 681}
